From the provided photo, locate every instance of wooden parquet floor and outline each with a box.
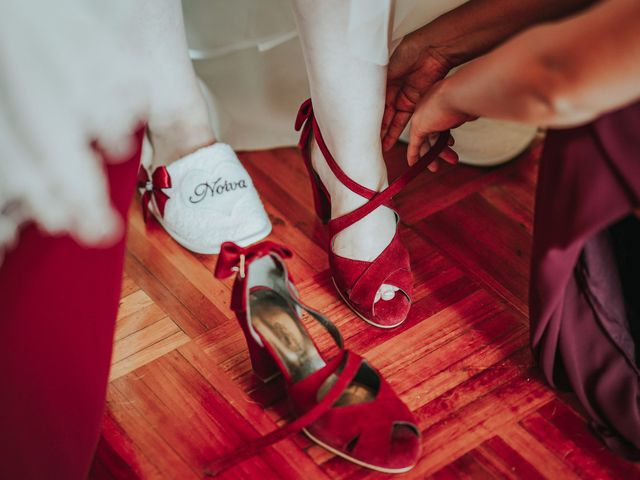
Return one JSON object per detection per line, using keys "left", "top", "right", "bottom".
{"left": 90, "top": 140, "right": 640, "bottom": 479}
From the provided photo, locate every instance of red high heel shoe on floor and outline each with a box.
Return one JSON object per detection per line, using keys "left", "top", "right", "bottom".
{"left": 295, "top": 99, "right": 450, "bottom": 328}
{"left": 206, "top": 241, "right": 421, "bottom": 475}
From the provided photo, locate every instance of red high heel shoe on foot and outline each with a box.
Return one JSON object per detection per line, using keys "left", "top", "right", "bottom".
{"left": 295, "top": 99, "right": 450, "bottom": 328}
{"left": 206, "top": 241, "right": 421, "bottom": 475}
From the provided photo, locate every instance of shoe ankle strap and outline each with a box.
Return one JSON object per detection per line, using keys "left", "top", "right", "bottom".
{"left": 286, "top": 285, "right": 344, "bottom": 350}
{"left": 295, "top": 99, "right": 377, "bottom": 200}
{"left": 204, "top": 350, "right": 361, "bottom": 477}
{"left": 329, "top": 132, "right": 450, "bottom": 236}
{"left": 295, "top": 99, "right": 450, "bottom": 236}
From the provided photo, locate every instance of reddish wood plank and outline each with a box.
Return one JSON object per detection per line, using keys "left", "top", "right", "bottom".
{"left": 389, "top": 141, "right": 540, "bottom": 225}
{"left": 126, "top": 203, "right": 232, "bottom": 329}
{"left": 99, "top": 142, "right": 636, "bottom": 479}
{"left": 111, "top": 351, "right": 294, "bottom": 479}
{"left": 520, "top": 412, "right": 617, "bottom": 479}
{"left": 415, "top": 193, "right": 531, "bottom": 315}
{"left": 124, "top": 253, "right": 207, "bottom": 338}
{"left": 498, "top": 424, "right": 581, "bottom": 480}
{"left": 89, "top": 409, "right": 146, "bottom": 480}
{"left": 476, "top": 436, "right": 546, "bottom": 480}
{"left": 533, "top": 399, "right": 640, "bottom": 479}
{"left": 404, "top": 375, "right": 554, "bottom": 478}
{"left": 434, "top": 452, "right": 501, "bottom": 480}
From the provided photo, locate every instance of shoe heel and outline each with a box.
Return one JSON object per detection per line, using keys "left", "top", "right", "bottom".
{"left": 248, "top": 342, "right": 280, "bottom": 383}
{"left": 310, "top": 171, "right": 331, "bottom": 224}
{"left": 237, "top": 313, "right": 280, "bottom": 382}
{"left": 302, "top": 152, "right": 331, "bottom": 223}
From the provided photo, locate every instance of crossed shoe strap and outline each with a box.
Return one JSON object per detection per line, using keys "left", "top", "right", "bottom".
{"left": 330, "top": 132, "right": 450, "bottom": 235}
{"left": 286, "top": 282, "right": 344, "bottom": 350}
{"left": 295, "top": 98, "right": 450, "bottom": 237}
{"left": 204, "top": 350, "right": 362, "bottom": 476}
{"left": 296, "top": 99, "right": 377, "bottom": 201}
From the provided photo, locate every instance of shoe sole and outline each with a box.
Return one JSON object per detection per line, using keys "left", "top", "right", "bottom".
{"left": 302, "top": 427, "right": 416, "bottom": 474}
{"left": 153, "top": 211, "right": 272, "bottom": 255}
{"left": 331, "top": 277, "right": 406, "bottom": 329}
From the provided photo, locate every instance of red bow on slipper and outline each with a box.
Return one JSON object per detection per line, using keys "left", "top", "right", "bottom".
{"left": 137, "top": 166, "right": 171, "bottom": 221}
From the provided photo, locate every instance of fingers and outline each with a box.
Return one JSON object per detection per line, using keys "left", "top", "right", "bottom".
{"left": 439, "top": 145, "right": 459, "bottom": 165}
{"left": 382, "top": 83, "right": 400, "bottom": 131}
{"left": 407, "top": 126, "right": 429, "bottom": 166}
{"left": 382, "top": 111, "right": 412, "bottom": 152}
{"left": 410, "top": 132, "right": 459, "bottom": 171}
{"left": 383, "top": 84, "right": 421, "bottom": 151}
{"left": 420, "top": 139, "right": 440, "bottom": 172}
{"left": 381, "top": 108, "right": 394, "bottom": 143}
{"left": 381, "top": 102, "right": 398, "bottom": 144}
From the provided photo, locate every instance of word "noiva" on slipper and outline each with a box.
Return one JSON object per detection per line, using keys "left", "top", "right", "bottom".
{"left": 189, "top": 177, "right": 248, "bottom": 204}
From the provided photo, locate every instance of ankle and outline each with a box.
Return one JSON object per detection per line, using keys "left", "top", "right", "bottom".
{"left": 310, "top": 137, "right": 388, "bottom": 195}
{"left": 148, "top": 120, "right": 215, "bottom": 166}
{"left": 148, "top": 95, "right": 216, "bottom": 165}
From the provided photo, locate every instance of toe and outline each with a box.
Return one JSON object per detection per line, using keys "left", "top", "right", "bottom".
{"left": 371, "top": 292, "right": 410, "bottom": 328}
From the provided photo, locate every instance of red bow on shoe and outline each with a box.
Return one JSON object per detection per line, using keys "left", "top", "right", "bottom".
{"left": 214, "top": 241, "right": 293, "bottom": 280}
{"left": 137, "top": 166, "right": 171, "bottom": 221}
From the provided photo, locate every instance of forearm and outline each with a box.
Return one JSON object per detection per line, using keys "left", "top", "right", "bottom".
{"left": 409, "top": 0, "right": 596, "bottom": 67}
{"left": 438, "top": 0, "right": 640, "bottom": 127}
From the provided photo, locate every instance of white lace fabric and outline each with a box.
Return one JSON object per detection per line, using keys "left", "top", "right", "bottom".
{"left": 0, "top": 0, "right": 150, "bottom": 262}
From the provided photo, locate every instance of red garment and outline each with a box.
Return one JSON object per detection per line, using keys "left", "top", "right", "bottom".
{"left": 0, "top": 130, "right": 142, "bottom": 479}
{"left": 530, "top": 103, "right": 640, "bottom": 459}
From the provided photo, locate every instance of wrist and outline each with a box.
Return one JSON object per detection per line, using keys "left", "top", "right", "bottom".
{"left": 405, "top": 26, "right": 457, "bottom": 72}
{"left": 429, "top": 79, "right": 453, "bottom": 113}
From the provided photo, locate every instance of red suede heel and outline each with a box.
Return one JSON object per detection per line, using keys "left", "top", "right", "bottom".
{"left": 307, "top": 168, "right": 332, "bottom": 224}
{"left": 237, "top": 311, "right": 280, "bottom": 382}
{"left": 295, "top": 99, "right": 450, "bottom": 328}
{"left": 208, "top": 241, "right": 421, "bottom": 476}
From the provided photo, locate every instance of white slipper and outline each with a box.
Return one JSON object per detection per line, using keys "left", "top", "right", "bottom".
{"left": 137, "top": 141, "right": 271, "bottom": 254}
{"left": 452, "top": 118, "right": 538, "bottom": 167}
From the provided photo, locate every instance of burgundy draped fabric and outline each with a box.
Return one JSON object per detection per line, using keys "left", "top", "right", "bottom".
{"left": 530, "top": 102, "right": 640, "bottom": 459}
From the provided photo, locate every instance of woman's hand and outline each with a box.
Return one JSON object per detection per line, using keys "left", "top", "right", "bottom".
{"left": 382, "top": 0, "right": 596, "bottom": 155}
{"left": 382, "top": 33, "right": 453, "bottom": 152}
{"left": 407, "top": 80, "right": 477, "bottom": 169}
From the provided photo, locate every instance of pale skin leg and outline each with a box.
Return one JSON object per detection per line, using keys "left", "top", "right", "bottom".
{"left": 131, "top": 0, "right": 215, "bottom": 165}
{"left": 291, "top": 0, "right": 399, "bottom": 302}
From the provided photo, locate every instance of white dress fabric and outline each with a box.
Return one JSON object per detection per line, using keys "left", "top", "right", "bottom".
{"left": 1, "top": 0, "right": 535, "bottom": 261}
{"left": 185, "top": 0, "right": 468, "bottom": 149}
{"left": 0, "top": 0, "right": 150, "bottom": 260}
{"left": 186, "top": 0, "right": 535, "bottom": 161}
